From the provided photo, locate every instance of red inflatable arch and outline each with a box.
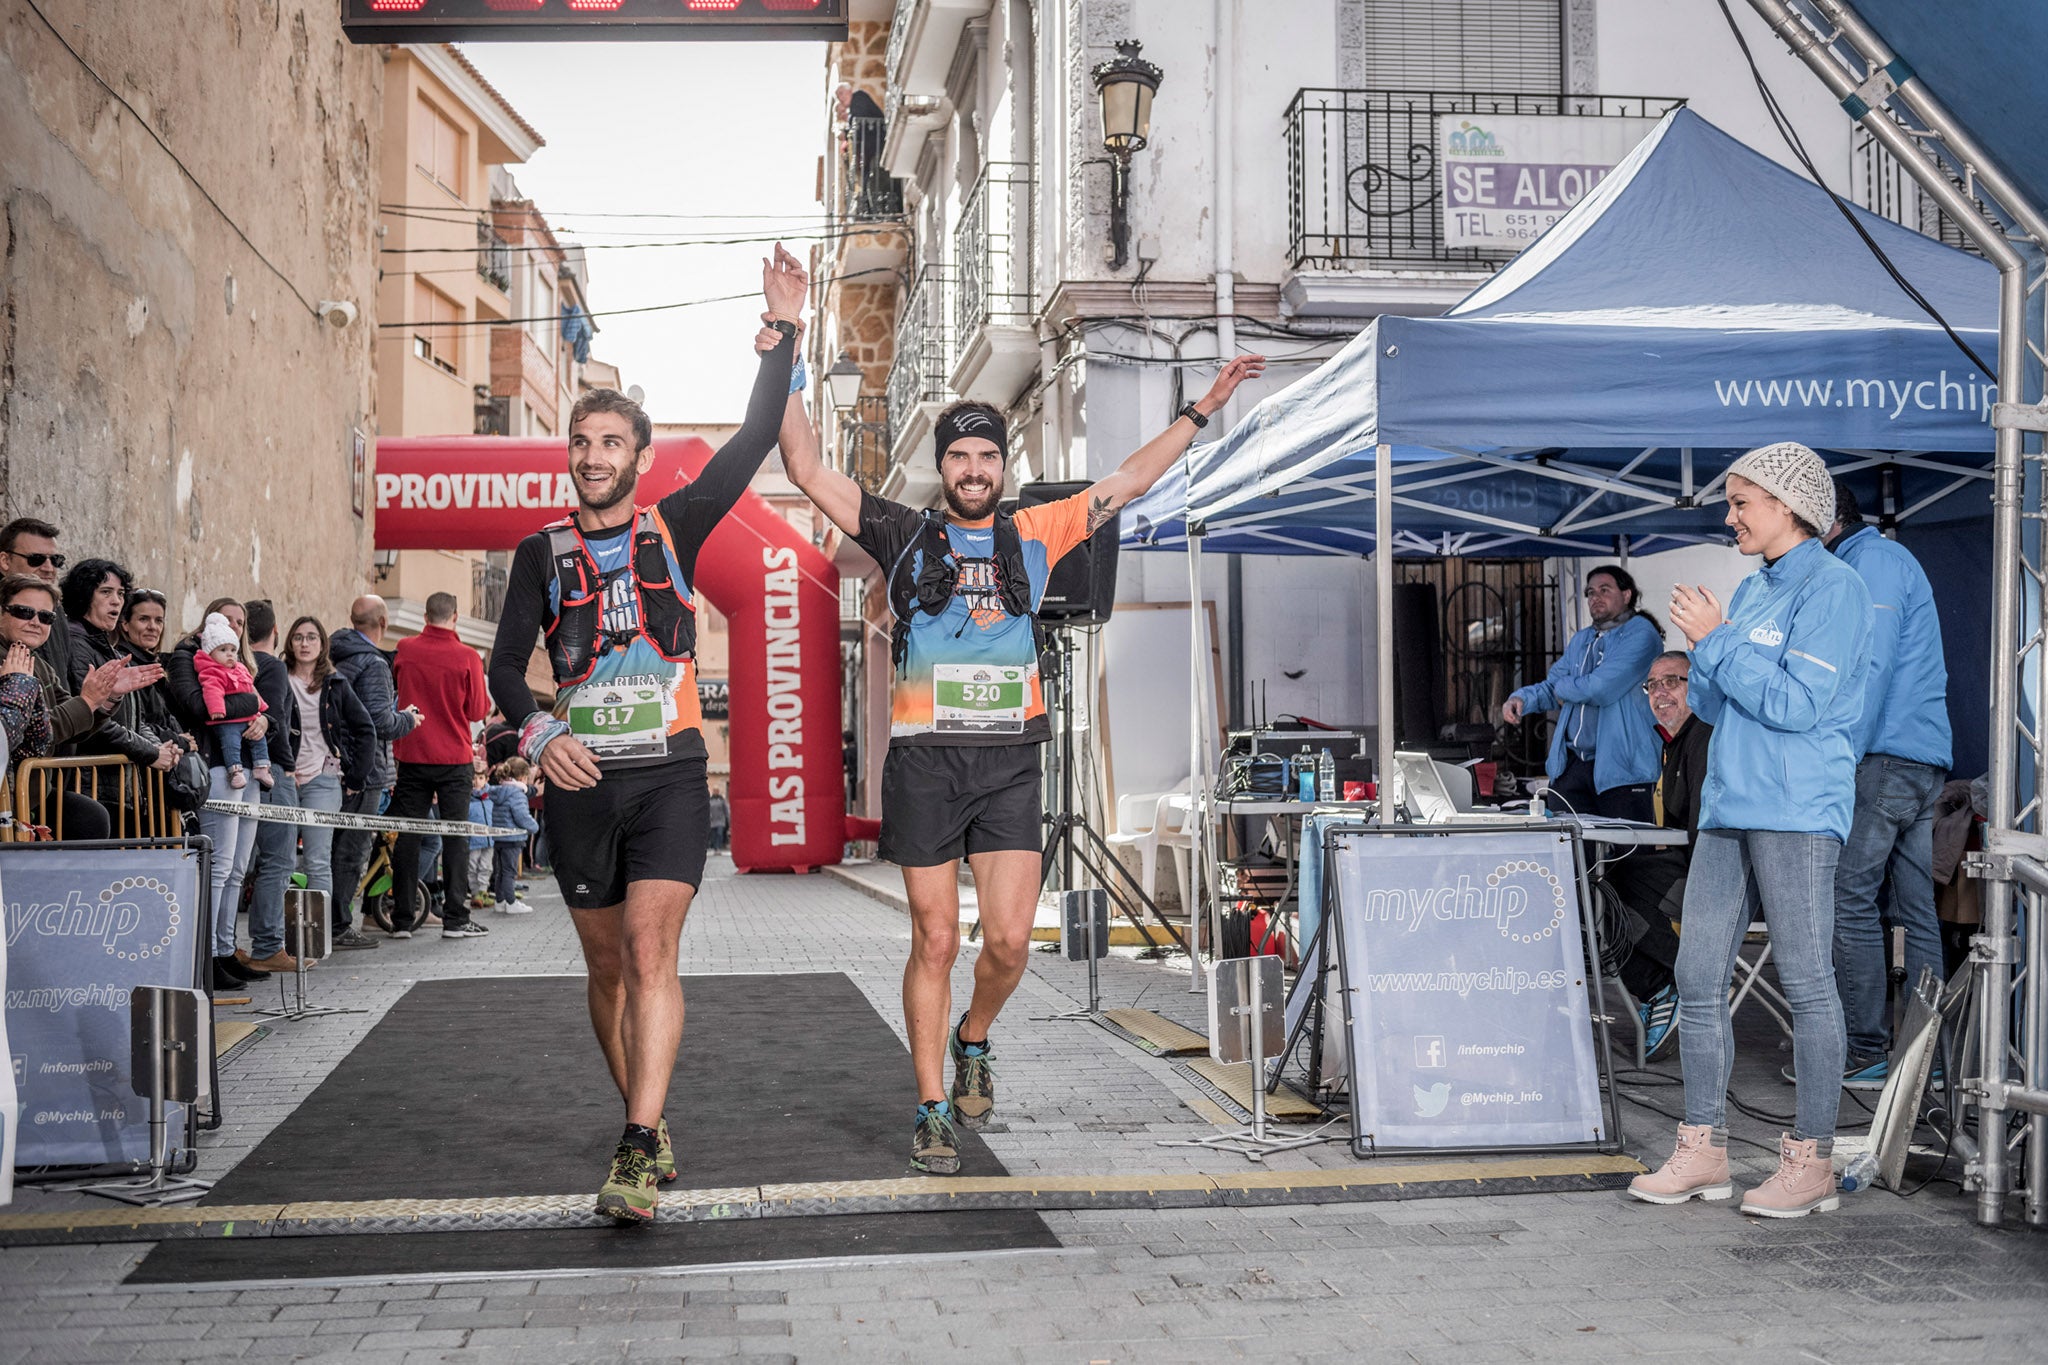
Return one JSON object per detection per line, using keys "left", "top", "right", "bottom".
{"left": 374, "top": 435, "right": 868, "bottom": 872}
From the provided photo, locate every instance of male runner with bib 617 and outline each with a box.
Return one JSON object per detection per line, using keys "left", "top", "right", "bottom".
{"left": 488, "top": 246, "right": 808, "bottom": 1222}
{"left": 770, "top": 327, "right": 1264, "bottom": 1172}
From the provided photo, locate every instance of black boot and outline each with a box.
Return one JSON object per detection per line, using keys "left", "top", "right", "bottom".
{"left": 211, "top": 957, "right": 246, "bottom": 992}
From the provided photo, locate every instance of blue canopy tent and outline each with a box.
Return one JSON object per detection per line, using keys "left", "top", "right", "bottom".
{"left": 1124, "top": 107, "right": 1998, "bottom": 559}
{"left": 1117, "top": 107, "right": 1999, "bottom": 962}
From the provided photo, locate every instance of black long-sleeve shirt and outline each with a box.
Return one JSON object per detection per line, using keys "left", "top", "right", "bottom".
{"left": 487, "top": 334, "right": 795, "bottom": 752}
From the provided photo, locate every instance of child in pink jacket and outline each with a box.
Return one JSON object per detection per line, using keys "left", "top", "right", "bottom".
{"left": 195, "top": 612, "right": 272, "bottom": 789}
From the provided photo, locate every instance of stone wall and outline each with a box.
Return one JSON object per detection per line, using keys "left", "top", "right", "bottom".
{"left": 0, "top": 0, "right": 381, "bottom": 633}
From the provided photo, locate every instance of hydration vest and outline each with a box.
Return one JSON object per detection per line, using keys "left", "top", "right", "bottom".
{"left": 885, "top": 509, "right": 1037, "bottom": 673}
{"left": 543, "top": 507, "right": 696, "bottom": 687}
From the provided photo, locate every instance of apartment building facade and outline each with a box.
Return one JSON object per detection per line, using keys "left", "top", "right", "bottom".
{"left": 810, "top": 0, "right": 1941, "bottom": 826}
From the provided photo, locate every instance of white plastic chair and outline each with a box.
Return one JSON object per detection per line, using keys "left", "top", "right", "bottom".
{"left": 1105, "top": 791, "right": 1170, "bottom": 903}
{"left": 1155, "top": 792, "right": 1196, "bottom": 914}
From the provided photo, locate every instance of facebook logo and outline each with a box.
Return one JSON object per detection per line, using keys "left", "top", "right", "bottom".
{"left": 1414, "top": 1036, "right": 1446, "bottom": 1069}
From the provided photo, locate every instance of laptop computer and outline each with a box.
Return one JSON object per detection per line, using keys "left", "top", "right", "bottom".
{"left": 1392, "top": 751, "right": 1536, "bottom": 826}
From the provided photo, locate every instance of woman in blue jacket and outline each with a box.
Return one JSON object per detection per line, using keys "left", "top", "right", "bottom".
{"left": 1630, "top": 442, "right": 1872, "bottom": 1220}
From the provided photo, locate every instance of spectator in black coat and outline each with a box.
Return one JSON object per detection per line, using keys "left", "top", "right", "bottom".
{"left": 326, "top": 594, "right": 419, "bottom": 937}
{"left": 283, "top": 614, "right": 379, "bottom": 950}
{"left": 60, "top": 559, "right": 179, "bottom": 779}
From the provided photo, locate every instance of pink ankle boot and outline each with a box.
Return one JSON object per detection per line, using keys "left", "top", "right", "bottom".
{"left": 1629, "top": 1122, "right": 1733, "bottom": 1204}
{"left": 1740, "top": 1133, "right": 1839, "bottom": 1218}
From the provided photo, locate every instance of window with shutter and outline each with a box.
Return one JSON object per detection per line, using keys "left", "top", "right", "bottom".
{"left": 1362, "top": 0, "right": 1563, "bottom": 93}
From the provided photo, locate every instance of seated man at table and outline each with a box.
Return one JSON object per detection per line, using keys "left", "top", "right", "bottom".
{"left": 1600, "top": 650, "right": 1711, "bottom": 1061}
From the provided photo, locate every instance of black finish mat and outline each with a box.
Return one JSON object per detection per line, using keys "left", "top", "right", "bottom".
{"left": 130, "top": 973, "right": 1053, "bottom": 1282}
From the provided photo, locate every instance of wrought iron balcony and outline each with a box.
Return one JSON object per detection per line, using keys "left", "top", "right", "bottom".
{"left": 954, "top": 162, "right": 1033, "bottom": 338}
{"left": 886, "top": 263, "right": 954, "bottom": 451}
{"left": 476, "top": 219, "right": 511, "bottom": 292}
{"left": 471, "top": 557, "right": 509, "bottom": 625}
{"left": 1286, "top": 89, "right": 1682, "bottom": 270}
{"left": 840, "top": 113, "right": 904, "bottom": 222}
{"left": 839, "top": 394, "right": 890, "bottom": 494}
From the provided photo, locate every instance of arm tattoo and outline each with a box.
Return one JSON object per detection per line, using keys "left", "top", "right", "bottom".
{"left": 1084, "top": 494, "right": 1116, "bottom": 535}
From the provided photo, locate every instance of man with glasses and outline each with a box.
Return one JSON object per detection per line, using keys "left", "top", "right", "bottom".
{"left": 0, "top": 518, "right": 71, "bottom": 685}
{"left": 1502, "top": 564, "right": 1663, "bottom": 821}
{"left": 1603, "top": 650, "right": 1714, "bottom": 1060}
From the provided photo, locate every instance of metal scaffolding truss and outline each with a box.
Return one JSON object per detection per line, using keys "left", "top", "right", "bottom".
{"left": 1750, "top": 0, "right": 2048, "bottom": 1229}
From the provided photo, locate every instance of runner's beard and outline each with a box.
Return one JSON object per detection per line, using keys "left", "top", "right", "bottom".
{"left": 578, "top": 464, "right": 637, "bottom": 514}
{"left": 943, "top": 476, "right": 1001, "bottom": 521}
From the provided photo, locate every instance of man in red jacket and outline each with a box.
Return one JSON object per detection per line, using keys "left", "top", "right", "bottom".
{"left": 390, "top": 591, "right": 490, "bottom": 939}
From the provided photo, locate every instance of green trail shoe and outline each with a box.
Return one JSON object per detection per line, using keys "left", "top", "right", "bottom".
{"left": 595, "top": 1142, "right": 659, "bottom": 1224}
{"left": 655, "top": 1117, "right": 677, "bottom": 1184}
{"left": 949, "top": 1027, "right": 996, "bottom": 1129}
{"left": 911, "top": 1102, "right": 961, "bottom": 1175}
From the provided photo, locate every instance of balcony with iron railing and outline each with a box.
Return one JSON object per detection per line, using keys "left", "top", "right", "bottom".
{"left": 1284, "top": 89, "right": 1682, "bottom": 313}
{"left": 472, "top": 557, "right": 509, "bottom": 624}
{"left": 839, "top": 393, "right": 890, "bottom": 495}
{"left": 885, "top": 263, "right": 954, "bottom": 496}
{"left": 841, "top": 113, "right": 904, "bottom": 223}
{"left": 477, "top": 219, "right": 511, "bottom": 293}
{"left": 950, "top": 162, "right": 1037, "bottom": 406}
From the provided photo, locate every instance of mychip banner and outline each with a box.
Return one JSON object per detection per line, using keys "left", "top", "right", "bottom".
{"left": 1331, "top": 828, "right": 1606, "bottom": 1151}
{"left": 1439, "top": 113, "right": 1660, "bottom": 250}
{"left": 3, "top": 843, "right": 206, "bottom": 1169}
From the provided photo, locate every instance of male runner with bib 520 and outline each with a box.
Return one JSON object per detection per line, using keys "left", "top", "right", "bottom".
{"left": 774, "top": 339, "right": 1265, "bottom": 1172}
{"left": 488, "top": 247, "right": 809, "bottom": 1222}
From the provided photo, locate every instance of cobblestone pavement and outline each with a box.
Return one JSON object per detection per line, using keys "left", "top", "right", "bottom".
{"left": 4, "top": 858, "right": 2045, "bottom": 1363}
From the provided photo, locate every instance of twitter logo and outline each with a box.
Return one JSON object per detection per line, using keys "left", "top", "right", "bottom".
{"left": 1413, "top": 1081, "right": 1451, "bottom": 1118}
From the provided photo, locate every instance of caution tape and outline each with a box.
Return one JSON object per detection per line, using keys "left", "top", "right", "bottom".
{"left": 198, "top": 799, "right": 498, "bottom": 839}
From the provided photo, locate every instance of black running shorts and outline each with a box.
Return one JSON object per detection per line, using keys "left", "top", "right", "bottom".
{"left": 878, "top": 743, "right": 1043, "bottom": 868}
{"left": 545, "top": 756, "right": 709, "bottom": 908}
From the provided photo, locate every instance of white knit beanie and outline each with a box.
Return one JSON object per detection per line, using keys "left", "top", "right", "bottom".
{"left": 199, "top": 613, "right": 238, "bottom": 654}
{"left": 1724, "top": 441, "right": 1836, "bottom": 534}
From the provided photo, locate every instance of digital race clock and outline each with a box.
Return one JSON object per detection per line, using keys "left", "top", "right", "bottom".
{"left": 342, "top": 0, "right": 849, "bottom": 44}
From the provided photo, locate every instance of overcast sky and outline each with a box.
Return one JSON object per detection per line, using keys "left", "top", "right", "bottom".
{"left": 461, "top": 39, "right": 830, "bottom": 423}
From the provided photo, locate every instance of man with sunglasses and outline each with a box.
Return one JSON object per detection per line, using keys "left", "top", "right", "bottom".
{"left": 1, "top": 518, "right": 71, "bottom": 685}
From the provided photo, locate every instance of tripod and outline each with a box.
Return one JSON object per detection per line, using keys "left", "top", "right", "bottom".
{"left": 1036, "top": 628, "right": 1189, "bottom": 961}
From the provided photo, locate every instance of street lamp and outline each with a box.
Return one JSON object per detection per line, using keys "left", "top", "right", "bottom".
{"left": 1090, "top": 39, "right": 1163, "bottom": 271}
{"left": 825, "top": 351, "right": 866, "bottom": 411}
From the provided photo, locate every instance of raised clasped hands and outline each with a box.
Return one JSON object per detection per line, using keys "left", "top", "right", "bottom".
{"left": 1669, "top": 583, "right": 1725, "bottom": 646}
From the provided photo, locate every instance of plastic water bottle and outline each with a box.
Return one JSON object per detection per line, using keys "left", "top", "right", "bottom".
{"left": 1317, "top": 748, "right": 1337, "bottom": 802}
{"left": 1296, "top": 745, "right": 1315, "bottom": 801}
{"left": 1839, "top": 1151, "right": 1880, "bottom": 1193}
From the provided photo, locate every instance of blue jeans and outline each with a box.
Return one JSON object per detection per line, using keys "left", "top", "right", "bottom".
{"left": 297, "top": 772, "right": 343, "bottom": 898}
{"left": 199, "top": 768, "right": 261, "bottom": 957}
{"left": 1833, "top": 755, "right": 1945, "bottom": 1062}
{"left": 1677, "top": 828, "right": 1847, "bottom": 1141}
{"left": 216, "top": 719, "right": 270, "bottom": 775}
{"left": 248, "top": 771, "right": 300, "bottom": 958}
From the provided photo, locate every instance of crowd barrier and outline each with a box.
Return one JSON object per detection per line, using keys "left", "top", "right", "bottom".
{"left": 2, "top": 756, "right": 178, "bottom": 843}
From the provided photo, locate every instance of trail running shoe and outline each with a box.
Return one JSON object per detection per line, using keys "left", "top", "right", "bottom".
{"left": 595, "top": 1142, "right": 659, "bottom": 1223}
{"left": 655, "top": 1117, "right": 677, "bottom": 1184}
{"left": 911, "top": 1102, "right": 961, "bottom": 1175}
{"left": 1842, "top": 1056, "right": 1889, "bottom": 1091}
{"left": 949, "top": 1025, "right": 995, "bottom": 1129}
{"left": 1638, "top": 985, "right": 1679, "bottom": 1063}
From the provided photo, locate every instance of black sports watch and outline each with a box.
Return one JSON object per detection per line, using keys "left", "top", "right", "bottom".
{"left": 1178, "top": 401, "right": 1210, "bottom": 429}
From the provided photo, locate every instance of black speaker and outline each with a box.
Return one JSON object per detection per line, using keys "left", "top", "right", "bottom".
{"left": 1390, "top": 581, "right": 1443, "bottom": 745}
{"left": 1010, "top": 480, "right": 1119, "bottom": 625}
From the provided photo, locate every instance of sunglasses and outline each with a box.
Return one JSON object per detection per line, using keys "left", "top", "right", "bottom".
{"left": 5, "top": 603, "right": 58, "bottom": 626}
{"left": 11, "top": 552, "right": 65, "bottom": 570}
{"left": 126, "top": 588, "right": 167, "bottom": 607}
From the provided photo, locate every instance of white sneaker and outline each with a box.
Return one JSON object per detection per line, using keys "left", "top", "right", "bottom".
{"left": 501, "top": 900, "right": 534, "bottom": 914}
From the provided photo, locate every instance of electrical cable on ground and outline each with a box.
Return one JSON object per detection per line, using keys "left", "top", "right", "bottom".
{"left": 23, "top": 0, "right": 320, "bottom": 318}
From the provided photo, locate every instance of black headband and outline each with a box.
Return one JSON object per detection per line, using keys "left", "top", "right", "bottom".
{"left": 933, "top": 407, "right": 1007, "bottom": 466}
